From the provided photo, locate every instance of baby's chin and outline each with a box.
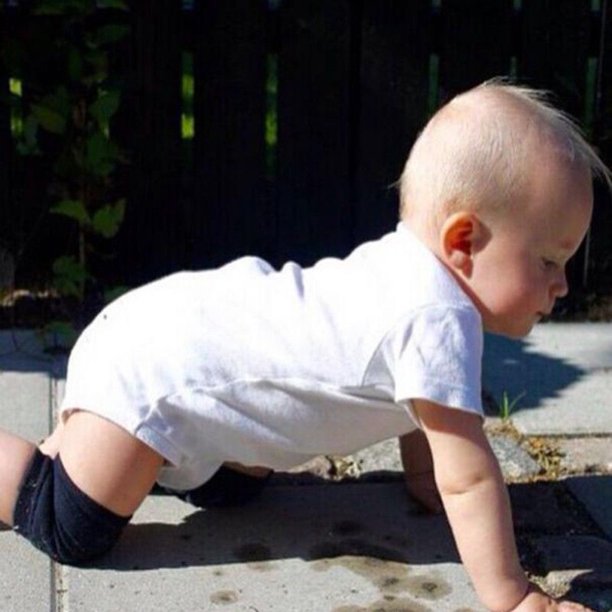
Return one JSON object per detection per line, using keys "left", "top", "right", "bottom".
{"left": 484, "top": 319, "right": 537, "bottom": 339}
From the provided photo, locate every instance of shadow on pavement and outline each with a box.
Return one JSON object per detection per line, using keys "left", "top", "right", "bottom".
{"left": 482, "top": 333, "right": 585, "bottom": 415}
{"left": 0, "top": 331, "right": 67, "bottom": 375}
{"left": 91, "top": 481, "right": 461, "bottom": 572}
{"left": 77, "top": 476, "right": 612, "bottom": 610}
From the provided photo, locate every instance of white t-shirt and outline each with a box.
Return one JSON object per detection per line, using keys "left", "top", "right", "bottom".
{"left": 61, "top": 223, "right": 483, "bottom": 490}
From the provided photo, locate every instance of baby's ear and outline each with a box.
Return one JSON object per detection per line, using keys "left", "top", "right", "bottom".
{"left": 440, "top": 212, "right": 482, "bottom": 273}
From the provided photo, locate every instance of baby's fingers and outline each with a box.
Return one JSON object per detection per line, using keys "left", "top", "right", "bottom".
{"left": 558, "top": 601, "right": 596, "bottom": 612}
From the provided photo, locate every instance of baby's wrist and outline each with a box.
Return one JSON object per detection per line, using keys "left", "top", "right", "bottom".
{"left": 491, "top": 581, "right": 532, "bottom": 612}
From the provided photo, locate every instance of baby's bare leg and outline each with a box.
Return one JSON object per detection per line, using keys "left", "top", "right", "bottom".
{"left": 0, "top": 428, "right": 37, "bottom": 525}
{"left": 6, "top": 410, "right": 163, "bottom": 564}
{"left": 58, "top": 410, "right": 163, "bottom": 517}
{"left": 20, "top": 411, "right": 163, "bottom": 518}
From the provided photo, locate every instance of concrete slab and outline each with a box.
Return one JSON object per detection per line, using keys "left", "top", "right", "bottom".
{"left": 2, "top": 324, "right": 610, "bottom": 611}
{"left": 0, "top": 370, "right": 52, "bottom": 446}
{"left": 0, "top": 344, "right": 55, "bottom": 612}
{"left": 566, "top": 475, "right": 612, "bottom": 539}
{"left": 488, "top": 436, "right": 541, "bottom": 481}
{"left": 0, "top": 329, "right": 64, "bottom": 442}
{"left": 558, "top": 437, "right": 612, "bottom": 474}
{"left": 510, "top": 371, "right": 612, "bottom": 435}
{"left": 284, "top": 432, "right": 541, "bottom": 487}
{"left": 61, "top": 484, "right": 484, "bottom": 612}
{"left": 482, "top": 323, "right": 612, "bottom": 435}
{"left": 0, "top": 530, "right": 54, "bottom": 612}
{"left": 525, "top": 324, "right": 612, "bottom": 369}
{"left": 351, "top": 439, "right": 402, "bottom": 475}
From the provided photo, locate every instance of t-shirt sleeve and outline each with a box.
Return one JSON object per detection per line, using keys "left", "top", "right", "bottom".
{"left": 392, "top": 305, "right": 484, "bottom": 424}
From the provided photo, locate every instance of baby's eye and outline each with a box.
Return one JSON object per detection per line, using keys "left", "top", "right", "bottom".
{"left": 541, "top": 258, "right": 558, "bottom": 270}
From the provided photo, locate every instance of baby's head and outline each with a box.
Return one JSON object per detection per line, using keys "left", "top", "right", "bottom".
{"left": 399, "top": 79, "right": 610, "bottom": 237}
{"left": 399, "top": 80, "right": 611, "bottom": 337}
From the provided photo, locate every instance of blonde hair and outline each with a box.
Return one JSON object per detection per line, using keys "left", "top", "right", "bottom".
{"left": 399, "top": 79, "right": 612, "bottom": 230}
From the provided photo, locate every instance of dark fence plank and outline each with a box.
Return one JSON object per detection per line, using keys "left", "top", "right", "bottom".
{"left": 597, "top": 0, "right": 612, "bottom": 165}
{"left": 519, "top": 0, "right": 593, "bottom": 118}
{"left": 520, "top": 0, "right": 596, "bottom": 291}
{"left": 0, "top": 17, "right": 12, "bottom": 269}
{"left": 438, "top": 0, "right": 514, "bottom": 102}
{"left": 355, "top": 0, "right": 432, "bottom": 245}
{"left": 276, "top": 0, "right": 352, "bottom": 265}
{"left": 113, "top": 1, "right": 184, "bottom": 284}
{"left": 1, "top": 9, "right": 70, "bottom": 287}
{"left": 0, "top": 87, "right": 16, "bottom": 292}
{"left": 590, "top": 0, "right": 612, "bottom": 293}
{"left": 192, "top": 0, "right": 269, "bottom": 268}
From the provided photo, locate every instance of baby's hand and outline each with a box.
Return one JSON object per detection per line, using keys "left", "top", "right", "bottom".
{"left": 509, "top": 583, "right": 595, "bottom": 612}
{"left": 403, "top": 469, "right": 443, "bottom": 514}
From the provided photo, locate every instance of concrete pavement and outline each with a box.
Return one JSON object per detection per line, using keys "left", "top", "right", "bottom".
{"left": 1, "top": 324, "right": 611, "bottom": 612}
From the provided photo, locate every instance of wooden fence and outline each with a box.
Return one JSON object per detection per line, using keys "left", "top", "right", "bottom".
{"left": 1, "top": 0, "right": 611, "bottom": 290}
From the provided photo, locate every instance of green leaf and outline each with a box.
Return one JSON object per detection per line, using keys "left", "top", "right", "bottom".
{"left": 85, "top": 132, "right": 118, "bottom": 176}
{"left": 51, "top": 200, "right": 91, "bottom": 225}
{"left": 52, "top": 256, "right": 88, "bottom": 299}
{"left": 89, "top": 91, "right": 121, "bottom": 125}
{"left": 30, "top": 88, "right": 71, "bottom": 135}
{"left": 82, "top": 49, "right": 109, "bottom": 84}
{"left": 92, "top": 199, "right": 125, "bottom": 238}
{"left": 31, "top": 103, "right": 66, "bottom": 134}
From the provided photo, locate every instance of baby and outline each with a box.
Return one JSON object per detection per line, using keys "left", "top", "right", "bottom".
{"left": 1, "top": 80, "right": 610, "bottom": 612}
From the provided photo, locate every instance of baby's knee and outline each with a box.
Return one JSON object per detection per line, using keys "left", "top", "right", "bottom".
{"left": 13, "top": 449, "right": 130, "bottom": 566}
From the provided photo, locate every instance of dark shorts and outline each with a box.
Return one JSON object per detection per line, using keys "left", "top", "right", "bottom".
{"left": 13, "top": 449, "right": 130, "bottom": 565}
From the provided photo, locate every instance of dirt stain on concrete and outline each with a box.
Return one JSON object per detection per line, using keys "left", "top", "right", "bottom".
{"left": 209, "top": 590, "right": 239, "bottom": 605}
{"left": 247, "top": 560, "right": 277, "bottom": 572}
{"left": 310, "top": 538, "right": 451, "bottom": 604}
{"left": 309, "top": 539, "right": 408, "bottom": 564}
{"left": 332, "top": 596, "right": 431, "bottom": 611}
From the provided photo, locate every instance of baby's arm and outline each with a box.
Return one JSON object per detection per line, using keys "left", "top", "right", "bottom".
{"left": 412, "top": 399, "right": 594, "bottom": 612}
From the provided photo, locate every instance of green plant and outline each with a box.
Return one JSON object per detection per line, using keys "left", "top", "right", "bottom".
{"left": 1, "top": 0, "right": 130, "bottom": 349}
{"left": 499, "top": 390, "right": 526, "bottom": 421}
